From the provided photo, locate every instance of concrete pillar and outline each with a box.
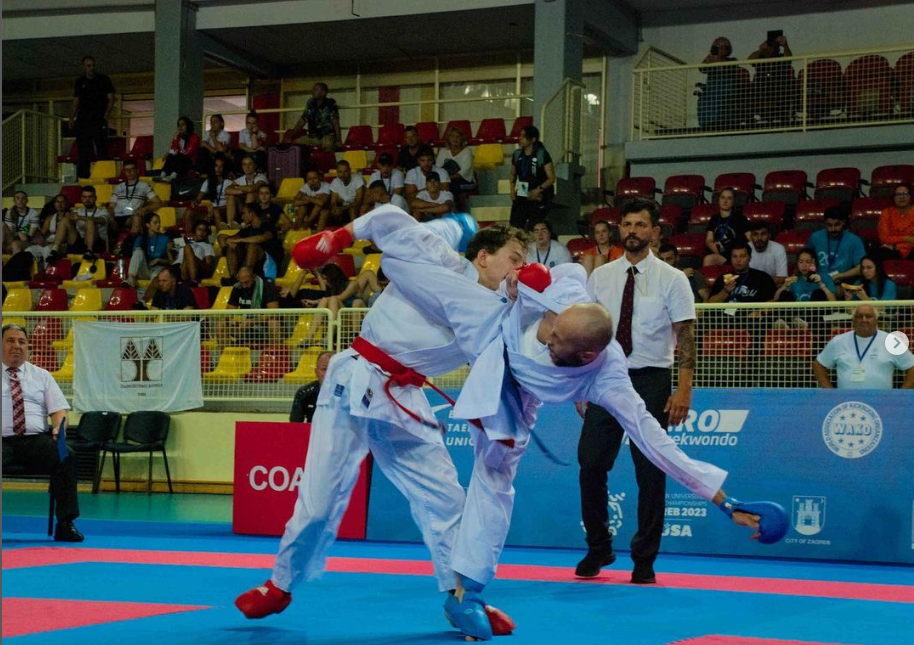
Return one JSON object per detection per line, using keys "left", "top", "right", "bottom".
{"left": 153, "top": 0, "right": 203, "bottom": 158}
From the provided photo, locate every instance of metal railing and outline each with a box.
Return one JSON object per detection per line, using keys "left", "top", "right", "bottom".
{"left": 2, "top": 110, "right": 63, "bottom": 194}
{"left": 632, "top": 44, "right": 914, "bottom": 140}
{"left": 539, "top": 78, "right": 585, "bottom": 165}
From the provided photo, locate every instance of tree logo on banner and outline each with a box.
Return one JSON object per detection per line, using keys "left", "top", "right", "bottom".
{"left": 821, "top": 401, "right": 883, "bottom": 459}
{"left": 120, "top": 336, "right": 164, "bottom": 383}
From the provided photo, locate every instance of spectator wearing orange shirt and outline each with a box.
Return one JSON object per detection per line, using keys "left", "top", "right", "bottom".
{"left": 878, "top": 182, "right": 914, "bottom": 259}
{"left": 581, "top": 220, "right": 624, "bottom": 276}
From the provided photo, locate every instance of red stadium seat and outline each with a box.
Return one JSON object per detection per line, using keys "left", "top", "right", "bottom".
{"left": 798, "top": 59, "right": 846, "bottom": 120}
{"left": 57, "top": 140, "right": 79, "bottom": 164}
{"left": 106, "top": 286, "right": 138, "bottom": 310}
{"left": 327, "top": 253, "right": 355, "bottom": 278}
{"left": 850, "top": 197, "right": 892, "bottom": 229}
{"left": 375, "top": 123, "right": 405, "bottom": 149}
{"left": 370, "top": 147, "right": 399, "bottom": 170}
{"left": 743, "top": 202, "right": 786, "bottom": 234}
{"left": 763, "top": 329, "right": 813, "bottom": 357}
{"left": 107, "top": 137, "right": 129, "bottom": 160}
{"left": 869, "top": 165, "right": 914, "bottom": 199}
{"left": 128, "top": 135, "right": 155, "bottom": 160}
{"left": 762, "top": 170, "right": 809, "bottom": 205}
{"left": 713, "top": 173, "right": 757, "bottom": 205}
{"left": 565, "top": 237, "right": 593, "bottom": 261}
{"left": 35, "top": 288, "right": 68, "bottom": 312}
{"left": 854, "top": 227, "right": 879, "bottom": 245}
{"left": 29, "top": 259, "right": 73, "bottom": 288}
{"left": 775, "top": 230, "right": 812, "bottom": 256}
{"left": 29, "top": 318, "right": 64, "bottom": 350}
{"left": 700, "top": 264, "right": 733, "bottom": 288}
{"left": 669, "top": 233, "right": 706, "bottom": 258}
{"left": 470, "top": 118, "right": 507, "bottom": 145}
{"left": 30, "top": 350, "right": 59, "bottom": 372}
{"left": 815, "top": 167, "right": 862, "bottom": 203}
{"left": 192, "top": 287, "right": 210, "bottom": 310}
{"left": 60, "top": 185, "right": 83, "bottom": 206}
{"left": 97, "top": 259, "right": 129, "bottom": 288}
{"left": 228, "top": 131, "right": 240, "bottom": 149}
{"left": 845, "top": 55, "right": 894, "bottom": 117}
{"left": 589, "top": 207, "right": 619, "bottom": 227}
{"left": 505, "top": 116, "right": 533, "bottom": 144}
{"left": 441, "top": 120, "right": 472, "bottom": 146}
{"left": 610, "top": 177, "right": 658, "bottom": 207}
{"left": 662, "top": 175, "right": 707, "bottom": 210}
{"left": 687, "top": 203, "right": 718, "bottom": 234}
{"left": 884, "top": 260, "right": 914, "bottom": 286}
{"left": 243, "top": 346, "right": 293, "bottom": 383}
{"left": 702, "top": 329, "right": 751, "bottom": 357}
{"left": 896, "top": 52, "right": 914, "bottom": 114}
{"left": 342, "top": 125, "right": 373, "bottom": 151}
{"left": 309, "top": 150, "right": 337, "bottom": 175}
{"left": 794, "top": 199, "right": 840, "bottom": 231}
{"left": 658, "top": 204, "right": 683, "bottom": 229}
{"left": 415, "top": 122, "right": 440, "bottom": 146}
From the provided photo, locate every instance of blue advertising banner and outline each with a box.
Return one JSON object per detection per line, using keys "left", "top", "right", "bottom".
{"left": 366, "top": 388, "right": 914, "bottom": 564}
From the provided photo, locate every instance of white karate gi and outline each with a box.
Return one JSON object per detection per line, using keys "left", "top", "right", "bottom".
{"left": 369, "top": 207, "right": 728, "bottom": 586}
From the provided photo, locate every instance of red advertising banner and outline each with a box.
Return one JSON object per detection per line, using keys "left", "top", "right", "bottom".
{"left": 232, "top": 421, "right": 371, "bottom": 538}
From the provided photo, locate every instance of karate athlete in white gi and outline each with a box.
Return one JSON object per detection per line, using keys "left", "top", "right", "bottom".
{"left": 235, "top": 208, "right": 525, "bottom": 640}
{"left": 290, "top": 206, "right": 788, "bottom": 641}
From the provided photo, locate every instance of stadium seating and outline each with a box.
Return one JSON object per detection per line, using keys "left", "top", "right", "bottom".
{"left": 441, "top": 120, "right": 472, "bottom": 145}
{"left": 799, "top": 58, "right": 846, "bottom": 120}
{"left": 793, "top": 199, "right": 840, "bottom": 231}
{"left": 700, "top": 264, "right": 733, "bottom": 288}
{"left": 850, "top": 197, "right": 891, "bottom": 229}
{"left": 70, "top": 289, "right": 103, "bottom": 312}
{"left": 35, "top": 288, "right": 68, "bottom": 312}
{"left": 702, "top": 329, "right": 751, "bottom": 357}
{"left": 415, "top": 122, "right": 440, "bottom": 145}
{"left": 106, "top": 287, "right": 138, "bottom": 310}
{"left": 589, "top": 206, "right": 619, "bottom": 227}
{"left": 342, "top": 125, "right": 374, "bottom": 151}
{"left": 3, "top": 288, "right": 32, "bottom": 311}
{"left": 157, "top": 207, "right": 178, "bottom": 229}
{"left": 210, "top": 286, "right": 233, "bottom": 310}
{"left": 191, "top": 287, "right": 210, "bottom": 310}
{"left": 374, "top": 123, "right": 405, "bottom": 149}
{"left": 743, "top": 202, "right": 786, "bottom": 234}
{"left": 845, "top": 55, "right": 894, "bottom": 117}
{"left": 473, "top": 144, "right": 505, "bottom": 170}
{"left": 275, "top": 259, "right": 305, "bottom": 290}
{"left": 762, "top": 171, "right": 809, "bottom": 205}
{"left": 884, "top": 260, "right": 914, "bottom": 299}
{"left": 565, "top": 238, "right": 592, "bottom": 261}
{"left": 341, "top": 150, "right": 369, "bottom": 173}
{"left": 896, "top": 52, "right": 914, "bottom": 114}
{"left": 662, "top": 175, "right": 707, "bottom": 210}
{"left": 243, "top": 346, "right": 293, "bottom": 383}
{"left": 360, "top": 253, "right": 382, "bottom": 276}
{"left": 128, "top": 136, "right": 155, "bottom": 160}
{"left": 713, "top": 173, "right": 757, "bottom": 205}
{"left": 609, "top": 177, "right": 658, "bottom": 208}
{"left": 60, "top": 185, "right": 83, "bottom": 205}
{"left": 870, "top": 165, "right": 914, "bottom": 199}
{"left": 203, "top": 347, "right": 253, "bottom": 382}
{"left": 283, "top": 348, "right": 327, "bottom": 383}
{"left": 85, "top": 161, "right": 118, "bottom": 185}
{"left": 327, "top": 253, "right": 355, "bottom": 278}
{"left": 687, "top": 203, "right": 718, "bottom": 234}
{"left": 51, "top": 352, "right": 74, "bottom": 382}
{"left": 775, "top": 230, "right": 812, "bottom": 260}
{"left": 470, "top": 118, "right": 507, "bottom": 145}
{"left": 669, "top": 233, "right": 706, "bottom": 258}
{"left": 97, "top": 260, "right": 129, "bottom": 289}
{"left": 814, "top": 167, "right": 862, "bottom": 203}
{"left": 276, "top": 178, "right": 305, "bottom": 202}
{"left": 62, "top": 260, "right": 106, "bottom": 289}
{"left": 201, "top": 258, "right": 230, "bottom": 288}
{"left": 29, "top": 317, "right": 64, "bottom": 349}
{"left": 505, "top": 116, "right": 533, "bottom": 144}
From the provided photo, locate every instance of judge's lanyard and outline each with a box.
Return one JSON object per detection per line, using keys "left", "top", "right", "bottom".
{"left": 536, "top": 244, "right": 551, "bottom": 266}
{"left": 826, "top": 234, "right": 843, "bottom": 271}
{"left": 854, "top": 334, "right": 876, "bottom": 363}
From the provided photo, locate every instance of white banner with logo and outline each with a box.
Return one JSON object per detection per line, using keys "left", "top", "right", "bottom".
{"left": 73, "top": 321, "right": 203, "bottom": 413}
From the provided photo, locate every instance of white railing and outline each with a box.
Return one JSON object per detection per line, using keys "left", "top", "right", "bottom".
{"left": 2, "top": 110, "right": 63, "bottom": 193}
{"left": 539, "top": 78, "right": 585, "bottom": 165}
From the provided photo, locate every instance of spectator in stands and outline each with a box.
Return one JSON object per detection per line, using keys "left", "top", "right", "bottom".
{"left": 774, "top": 248, "right": 836, "bottom": 303}
{"left": 284, "top": 83, "right": 341, "bottom": 151}
{"left": 748, "top": 221, "right": 788, "bottom": 285}
{"left": 253, "top": 185, "right": 283, "bottom": 224}
{"left": 220, "top": 265, "right": 281, "bottom": 345}
{"left": 527, "top": 220, "right": 572, "bottom": 268}
{"left": 363, "top": 153, "right": 404, "bottom": 213}
{"left": 290, "top": 351, "right": 333, "bottom": 423}
{"left": 218, "top": 204, "right": 280, "bottom": 281}
{"left": 581, "top": 220, "right": 623, "bottom": 276}
{"left": 814, "top": 304, "right": 914, "bottom": 389}
{"left": 405, "top": 147, "right": 449, "bottom": 203}
{"left": 33, "top": 195, "right": 73, "bottom": 262}
{"left": 659, "top": 242, "right": 709, "bottom": 303}
{"left": 159, "top": 116, "right": 200, "bottom": 183}
{"left": 108, "top": 159, "right": 161, "bottom": 237}
{"left": 365, "top": 180, "right": 409, "bottom": 212}
{"left": 708, "top": 243, "right": 776, "bottom": 303}
{"left": 56, "top": 186, "right": 108, "bottom": 256}
{"left": 410, "top": 173, "right": 454, "bottom": 222}
{"left": 809, "top": 206, "right": 866, "bottom": 284}
{"left": 302, "top": 263, "right": 362, "bottom": 318}
{"left": 197, "top": 114, "right": 232, "bottom": 174}
{"left": 70, "top": 55, "right": 115, "bottom": 180}
{"left": 237, "top": 112, "right": 268, "bottom": 171}
{"left": 2, "top": 191, "right": 41, "bottom": 255}
{"left": 2, "top": 323, "right": 83, "bottom": 542}
{"left": 191, "top": 154, "right": 232, "bottom": 232}
{"left": 843, "top": 255, "right": 897, "bottom": 302}
{"left": 397, "top": 125, "right": 422, "bottom": 171}
{"left": 698, "top": 37, "right": 739, "bottom": 129}
{"left": 150, "top": 266, "right": 197, "bottom": 310}
{"left": 704, "top": 188, "right": 750, "bottom": 267}
{"left": 877, "top": 182, "right": 914, "bottom": 259}
{"left": 126, "top": 212, "right": 173, "bottom": 294}
{"left": 748, "top": 33, "right": 795, "bottom": 123}
{"left": 509, "top": 125, "right": 555, "bottom": 230}
{"left": 224, "top": 155, "right": 268, "bottom": 229}
{"left": 328, "top": 160, "right": 365, "bottom": 228}
{"left": 175, "top": 222, "right": 215, "bottom": 283}
{"left": 436, "top": 126, "right": 476, "bottom": 211}
{"left": 291, "top": 169, "right": 331, "bottom": 232}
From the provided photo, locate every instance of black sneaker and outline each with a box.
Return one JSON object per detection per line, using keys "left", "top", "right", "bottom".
{"left": 631, "top": 562, "right": 656, "bottom": 584}
{"left": 53, "top": 520, "right": 85, "bottom": 543}
{"left": 574, "top": 547, "right": 616, "bottom": 578}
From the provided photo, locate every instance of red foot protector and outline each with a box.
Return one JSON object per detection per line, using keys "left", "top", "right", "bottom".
{"left": 235, "top": 579, "right": 292, "bottom": 619}
{"left": 485, "top": 605, "right": 516, "bottom": 635}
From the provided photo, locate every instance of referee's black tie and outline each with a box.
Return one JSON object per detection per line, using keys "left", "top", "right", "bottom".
{"left": 617, "top": 266, "right": 637, "bottom": 356}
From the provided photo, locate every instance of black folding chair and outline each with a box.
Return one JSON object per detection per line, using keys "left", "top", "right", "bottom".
{"left": 71, "top": 411, "right": 122, "bottom": 493}
{"left": 101, "top": 411, "right": 173, "bottom": 494}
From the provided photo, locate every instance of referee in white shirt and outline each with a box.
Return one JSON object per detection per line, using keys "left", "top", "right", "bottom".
{"left": 577, "top": 198, "right": 696, "bottom": 584}
{"left": 2, "top": 324, "right": 83, "bottom": 542}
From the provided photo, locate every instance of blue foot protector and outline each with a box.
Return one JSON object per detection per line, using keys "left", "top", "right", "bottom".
{"left": 719, "top": 496, "right": 789, "bottom": 544}
{"left": 444, "top": 577, "right": 492, "bottom": 641}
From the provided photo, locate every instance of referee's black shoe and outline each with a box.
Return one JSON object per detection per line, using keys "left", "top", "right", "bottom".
{"left": 574, "top": 546, "right": 616, "bottom": 578}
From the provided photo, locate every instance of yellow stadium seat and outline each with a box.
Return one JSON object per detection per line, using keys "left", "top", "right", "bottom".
{"left": 210, "top": 286, "right": 234, "bottom": 310}
{"left": 275, "top": 259, "right": 306, "bottom": 289}
{"left": 473, "top": 144, "right": 505, "bottom": 170}
{"left": 2, "top": 196, "right": 46, "bottom": 209}
{"left": 86, "top": 161, "right": 118, "bottom": 184}
{"left": 93, "top": 183, "right": 114, "bottom": 204}
{"left": 62, "top": 259, "right": 106, "bottom": 289}
{"left": 2, "top": 253, "right": 10, "bottom": 263}
{"left": 2, "top": 288, "right": 32, "bottom": 312}
{"left": 156, "top": 206, "right": 178, "bottom": 228}
{"left": 52, "top": 327, "right": 74, "bottom": 351}
{"left": 341, "top": 239, "right": 371, "bottom": 256}
{"left": 153, "top": 157, "right": 166, "bottom": 170}
{"left": 283, "top": 348, "right": 327, "bottom": 383}
{"left": 276, "top": 178, "right": 305, "bottom": 201}
{"left": 202, "top": 347, "right": 252, "bottom": 382}
{"left": 70, "top": 288, "right": 103, "bottom": 312}
{"left": 283, "top": 229, "right": 311, "bottom": 253}
{"left": 1, "top": 198, "right": 11, "bottom": 210}
{"left": 284, "top": 315, "right": 325, "bottom": 348}
{"left": 201, "top": 257, "right": 230, "bottom": 287}
{"left": 359, "top": 253, "right": 382, "bottom": 276}
{"left": 51, "top": 352, "right": 74, "bottom": 382}
{"left": 152, "top": 182, "right": 171, "bottom": 203}
{"left": 212, "top": 229, "right": 240, "bottom": 257}
{"left": 2, "top": 316, "right": 27, "bottom": 328}
{"left": 341, "top": 150, "right": 368, "bottom": 172}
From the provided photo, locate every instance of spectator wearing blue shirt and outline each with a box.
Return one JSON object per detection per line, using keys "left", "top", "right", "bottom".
{"left": 843, "top": 255, "right": 898, "bottom": 302}
{"left": 808, "top": 206, "right": 866, "bottom": 285}
{"left": 774, "top": 248, "right": 837, "bottom": 302}
{"left": 126, "top": 213, "right": 173, "bottom": 300}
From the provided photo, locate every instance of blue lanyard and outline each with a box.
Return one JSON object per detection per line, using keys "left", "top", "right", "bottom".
{"left": 826, "top": 234, "right": 842, "bottom": 270}
{"left": 536, "top": 245, "right": 551, "bottom": 266}
{"left": 853, "top": 334, "right": 876, "bottom": 363}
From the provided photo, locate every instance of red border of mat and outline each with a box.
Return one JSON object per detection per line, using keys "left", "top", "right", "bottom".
{"left": 669, "top": 637, "right": 866, "bottom": 645}
{"left": 4, "top": 547, "right": 913, "bottom": 604}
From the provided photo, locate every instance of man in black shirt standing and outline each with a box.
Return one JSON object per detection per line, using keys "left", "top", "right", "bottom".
{"left": 289, "top": 351, "right": 333, "bottom": 423}
{"left": 508, "top": 125, "right": 556, "bottom": 230}
{"left": 70, "top": 56, "right": 115, "bottom": 180}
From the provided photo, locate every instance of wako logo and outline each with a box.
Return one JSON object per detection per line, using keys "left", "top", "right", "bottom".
{"left": 669, "top": 409, "right": 748, "bottom": 447}
{"left": 120, "top": 336, "right": 163, "bottom": 382}
{"left": 822, "top": 401, "right": 882, "bottom": 459}
{"left": 793, "top": 496, "right": 826, "bottom": 536}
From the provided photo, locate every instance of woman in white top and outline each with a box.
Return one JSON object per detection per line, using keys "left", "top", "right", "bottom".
{"left": 224, "top": 155, "right": 268, "bottom": 229}
{"left": 190, "top": 155, "right": 233, "bottom": 232}
{"left": 436, "top": 126, "right": 475, "bottom": 211}
{"left": 237, "top": 111, "right": 268, "bottom": 172}
{"left": 197, "top": 113, "right": 233, "bottom": 174}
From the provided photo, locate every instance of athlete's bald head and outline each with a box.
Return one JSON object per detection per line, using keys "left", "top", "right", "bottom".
{"left": 547, "top": 303, "right": 614, "bottom": 367}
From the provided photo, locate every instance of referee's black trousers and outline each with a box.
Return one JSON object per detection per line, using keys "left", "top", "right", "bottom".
{"left": 2, "top": 434, "right": 80, "bottom": 522}
{"left": 578, "top": 367, "right": 670, "bottom": 565}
